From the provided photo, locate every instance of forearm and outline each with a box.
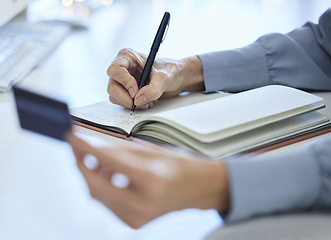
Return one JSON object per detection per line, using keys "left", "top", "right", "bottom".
{"left": 199, "top": 8, "right": 331, "bottom": 92}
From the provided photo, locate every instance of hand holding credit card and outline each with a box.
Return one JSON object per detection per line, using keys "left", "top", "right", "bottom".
{"left": 13, "top": 86, "right": 72, "bottom": 141}
{"left": 13, "top": 86, "right": 132, "bottom": 190}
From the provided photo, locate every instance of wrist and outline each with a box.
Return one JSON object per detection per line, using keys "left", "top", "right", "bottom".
{"left": 180, "top": 159, "right": 230, "bottom": 212}
{"left": 178, "top": 56, "right": 205, "bottom": 92}
{"left": 200, "top": 161, "right": 230, "bottom": 211}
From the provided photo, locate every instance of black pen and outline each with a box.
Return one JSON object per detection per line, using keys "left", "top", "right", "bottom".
{"left": 130, "top": 12, "right": 170, "bottom": 115}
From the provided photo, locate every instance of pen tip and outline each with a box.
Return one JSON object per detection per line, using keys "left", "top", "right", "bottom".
{"left": 130, "top": 111, "right": 133, "bottom": 115}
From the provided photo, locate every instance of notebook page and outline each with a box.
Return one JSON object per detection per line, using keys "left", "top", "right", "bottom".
{"left": 199, "top": 112, "right": 329, "bottom": 158}
{"left": 135, "top": 111, "right": 328, "bottom": 158}
{"left": 70, "top": 91, "right": 228, "bottom": 133}
{"left": 149, "top": 85, "right": 323, "bottom": 139}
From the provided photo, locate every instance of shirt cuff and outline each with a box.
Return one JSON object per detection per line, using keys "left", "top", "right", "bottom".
{"left": 223, "top": 143, "right": 321, "bottom": 223}
{"left": 198, "top": 42, "right": 269, "bottom": 93}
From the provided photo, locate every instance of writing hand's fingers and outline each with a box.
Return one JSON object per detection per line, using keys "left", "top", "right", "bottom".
{"left": 107, "top": 65, "right": 137, "bottom": 98}
{"left": 107, "top": 49, "right": 145, "bottom": 98}
{"left": 134, "top": 85, "right": 159, "bottom": 107}
{"left": 133, "top": 59, "right": 184, "bottom": 106}
{"left": 107, "top": 79, "right": 133, "bottom": 108}
{"left": 108, "top": 79, "right": 156, "bottom": 110}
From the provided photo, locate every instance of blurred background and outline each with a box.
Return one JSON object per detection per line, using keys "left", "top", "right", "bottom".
{"left": 22, "top": 0, "right": 331, "bottom": 107}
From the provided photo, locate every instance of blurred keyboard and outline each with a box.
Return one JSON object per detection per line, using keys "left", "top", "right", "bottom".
{"left": 0, "top": 20, "right": 71, "bottom": 91}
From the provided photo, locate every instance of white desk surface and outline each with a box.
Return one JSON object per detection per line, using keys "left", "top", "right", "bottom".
{"left": 1, "top": 1, "right": 330, "bottom": 239}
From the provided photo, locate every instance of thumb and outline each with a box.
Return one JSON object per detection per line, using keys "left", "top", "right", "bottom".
{"left": 134, "top": 78, "right": 167, "bottom": 106}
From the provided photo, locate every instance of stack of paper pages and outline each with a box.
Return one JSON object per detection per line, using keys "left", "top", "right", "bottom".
{"left": 70, "top": 85, "right": 330, "bottom": 159}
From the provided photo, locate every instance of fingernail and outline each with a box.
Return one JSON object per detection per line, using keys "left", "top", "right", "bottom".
{"left": 128, "top": 88, "right": 135, "bottom": 98}
{"left": 83, "top": 154, "right": 98, "bottom": 170}
{"left": 149, "top": 102, "right": 154, "bottom": 108}
{"left": 136, "top": 95, "right": 147, "bottom": 105}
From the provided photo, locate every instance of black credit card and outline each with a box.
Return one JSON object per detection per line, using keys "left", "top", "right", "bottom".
{"left": 13, "top": 86, "right": 72, "bottom": 141}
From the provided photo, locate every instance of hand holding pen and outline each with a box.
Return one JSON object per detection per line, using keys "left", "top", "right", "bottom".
{"left": 106, "top": 12, "right": 205, "bottom": 111}
{"left": 130, "top": 12, "right": 170, "bottom": 114}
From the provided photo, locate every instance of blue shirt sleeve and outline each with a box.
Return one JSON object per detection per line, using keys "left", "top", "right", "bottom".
{"left": 223, "top": 136, "right": 331, "bottom": 223}
{"left": 197, "top": 9, "right": 331, "bottom": 223}
{"left": 198, "top": 9, "right": 331, "bottom": 92}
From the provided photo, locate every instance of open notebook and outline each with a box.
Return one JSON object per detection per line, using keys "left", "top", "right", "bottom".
{"left": 70, "top": 85, "right": 331, "bottom": 158}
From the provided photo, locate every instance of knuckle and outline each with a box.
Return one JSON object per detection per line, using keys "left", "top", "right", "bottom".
{"left": 107, "top": 66, "right": 118, "bottom": 78}
{"left": 107, "top": 68, "right": 133, "bottom": 90}
{"left": 88, "top": 185, "right": 100, "bottom": 199}
{"left": 149, "top": 86, "right": 162, "bottom": 101}
{"left": 118, "top": 48, "right": 134, "bottom": 56}
{"left": 106, "top": 66, "right": 114, "bottom": 77}
{"left": 121, "top": 75, "right": 131, "bottom": 88}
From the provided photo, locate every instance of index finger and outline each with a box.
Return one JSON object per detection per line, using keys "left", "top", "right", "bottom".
{"left": 107, "top": 49, "right": 145, "bottom": 97}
